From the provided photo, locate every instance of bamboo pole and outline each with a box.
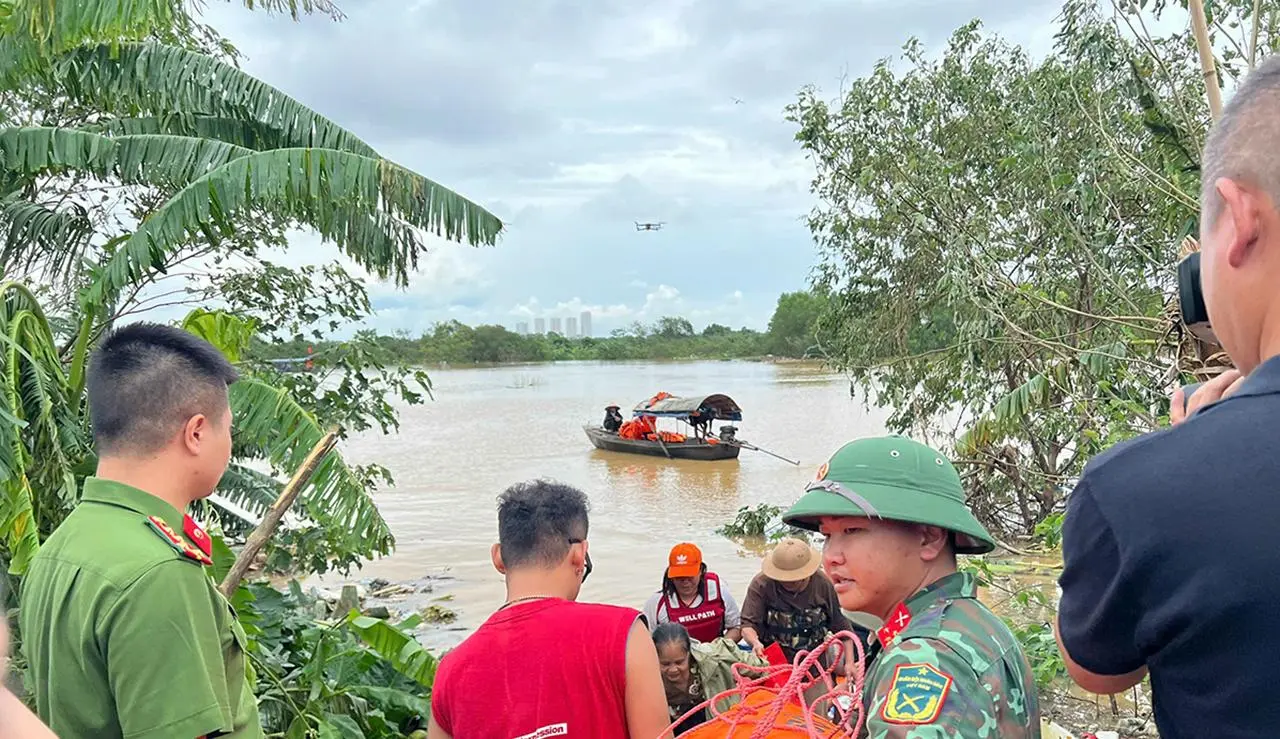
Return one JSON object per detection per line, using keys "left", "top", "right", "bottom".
{"left": 1249, "top": 0, "right": 1263, "bottom": 70}
{"left": 1189, "top": 0, "right": 1224, "bottom": 120}
{"left": 219, "top": 427, "right": 341, "bottom": 598}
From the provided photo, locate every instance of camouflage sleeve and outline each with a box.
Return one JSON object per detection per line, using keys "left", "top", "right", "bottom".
{"left": 862, "top": 638, "right": 993, "bottom": 739}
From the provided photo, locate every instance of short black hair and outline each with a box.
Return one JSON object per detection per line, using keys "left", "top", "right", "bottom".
{"left": 652, "top": 622, "right": 692, "bottom": 654}
{"left": 87, "top": 322, "right": 239, "bottom": 456}
{"left": 496, "top": 479, "right": 590, "bottom": 570}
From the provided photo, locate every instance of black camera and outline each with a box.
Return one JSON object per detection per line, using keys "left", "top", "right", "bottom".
{"left": 1175, "top": 251, "right": 1223, "bottom": 413}
{"left": 1177, "top": 251, "right": 1217, "bottom": 346}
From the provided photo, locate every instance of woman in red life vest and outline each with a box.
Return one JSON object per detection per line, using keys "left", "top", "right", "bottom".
{"left": 642, "top": 543, "right": 742, "bottom": 644}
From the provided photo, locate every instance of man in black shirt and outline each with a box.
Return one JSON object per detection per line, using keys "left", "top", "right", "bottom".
{"left": 602, "top": 405, "right": 623, "bottom": 433}
{"left": 1056, "top": 56, "right": 1280, "bottom": 739}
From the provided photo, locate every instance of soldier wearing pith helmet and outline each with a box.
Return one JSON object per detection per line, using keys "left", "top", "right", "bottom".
{"left": 781, "top": 435, "right": 1040, "bottom": 738}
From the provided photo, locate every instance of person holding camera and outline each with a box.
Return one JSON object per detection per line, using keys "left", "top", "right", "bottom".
{"left": 1055, "top": 57, "right": 1280, "bottom": 738}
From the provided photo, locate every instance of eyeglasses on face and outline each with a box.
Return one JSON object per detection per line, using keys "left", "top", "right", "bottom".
{"left": 567, "top": 538, "right": 592, "bottom": 583}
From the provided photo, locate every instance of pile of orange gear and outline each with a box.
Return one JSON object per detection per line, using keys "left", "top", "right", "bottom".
{"left": 618, "top": 393, "right": 688, "bottom": 443}
{"left": 617, "top": 415, "right": 655, "bottom": 440}
{"left": 644, "top": 390, "right": 673, "bottom": 407}
{"left": 665, "top": 630, "right": 868, "bottom": 739}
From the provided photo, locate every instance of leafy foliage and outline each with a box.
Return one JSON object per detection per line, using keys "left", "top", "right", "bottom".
{"left": 237, "top": 580, "right": 434, "bottom": 738}
{"left": 715, "top": 503, "right": 782, "bottom": 538}
{"left": 0, "top": 0, "right": 503, "bottom": 577}
{"left": 715, "top": 503, "right": 810, "bottom": 542}
{"left": 766, "top": 291, "right": 829, "bottom": 357}
{"left": 0, "top": 282, "right": 87, "bottom": 574}
{"left": 249, "top": 290, "right": 835, "bottom": 367}
{"left": 786, "top": 11, "right": 1206, "bottom": 537}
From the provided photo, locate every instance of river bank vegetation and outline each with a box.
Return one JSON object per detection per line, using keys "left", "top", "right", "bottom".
{"left": 784, "top": 0, "right": 1275, "bottom": 735}
{"left": 249, "top": 289, "right": 833, "bottom": 365}
{"left": 0, "top": 0, "right": 500, "bottom": 734}
{"left": 0, "top": 0, "right": 1269, "bottom": 736}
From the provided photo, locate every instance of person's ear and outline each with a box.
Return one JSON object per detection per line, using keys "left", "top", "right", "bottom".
{"left": 918, "top": 525, "right": 949, "bottom": 562}
{"left": 1215, "top": 177, "right": 1262, "bottom": 269}
{"left": 491, "top": 543, "right": 505, "bottom": 575}
{"left": 182, "top": 414, "right": 208, "bottom": 455}
{"left": 570, "top": 540, "right": 587, "bottom": 574}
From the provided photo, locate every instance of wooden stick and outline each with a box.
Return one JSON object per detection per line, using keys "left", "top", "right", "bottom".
{"left": 1250, "top": 0, "right": 1263, "bottom": 70}
{"left": 219, "top": 427, "right": 341, "bottom": 598}
{"left": 1189, "top": 0, "right": 1224, "bottom": 120}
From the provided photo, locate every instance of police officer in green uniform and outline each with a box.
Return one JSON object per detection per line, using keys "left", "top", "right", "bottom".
{"left": 20, "top": 322, "right": 262, "bottom": 739}
{"left": 781, "top": 435, "right": 1040, "bottom": 738}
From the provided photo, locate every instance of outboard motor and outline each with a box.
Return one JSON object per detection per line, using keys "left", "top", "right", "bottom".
{"left": 719, "top": 425, "right": 738, "bottom": 442}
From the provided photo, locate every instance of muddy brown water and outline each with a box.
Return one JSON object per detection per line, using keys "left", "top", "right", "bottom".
{"left": 312, "top": 359, "right": 1130, "bottom": 735}
{"left": 313, "top": 359, "right": 894, "bottom": 648}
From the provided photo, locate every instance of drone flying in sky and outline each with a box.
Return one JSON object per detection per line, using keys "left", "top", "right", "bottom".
{"left": 635, "top": 221, "right": 666, "bottom": 231}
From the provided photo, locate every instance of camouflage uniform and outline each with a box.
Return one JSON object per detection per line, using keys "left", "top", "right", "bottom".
{"left": 862, "top": 571, "right": 1038, "bottom": 738}
{"left": 780, "top": 435, "right": 1041, "bottom": 738}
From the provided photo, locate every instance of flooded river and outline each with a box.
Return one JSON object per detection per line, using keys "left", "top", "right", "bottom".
{"left": 329, "top": 359, "right": 891, "bottom": 647}
{"left": 323, "top": 358, "right": 1115, "bottom": 736}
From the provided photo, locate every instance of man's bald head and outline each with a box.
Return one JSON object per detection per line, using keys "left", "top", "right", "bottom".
{"left": 1202, "top": 57, "right": 1280, "bottom": 230}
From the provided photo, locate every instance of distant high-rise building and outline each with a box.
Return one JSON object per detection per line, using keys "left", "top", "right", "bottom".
{"left": 581, "top": 311, "right": 593, "bottom": 338}
{"left": 516, "top": 322, "right": 529, "bottom": 335}
{"left": 550, "top": 317, "right": 563, "bottom": 335}
{"left": 534, "top": 317, "right": 546, "bottom": 335}
{"left": 566, "top": 317, "right": 578, "bottom": 338}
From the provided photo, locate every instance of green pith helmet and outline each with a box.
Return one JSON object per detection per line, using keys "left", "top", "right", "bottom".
{"left": 781, "top": 435, "right": 996, "bottom": 554}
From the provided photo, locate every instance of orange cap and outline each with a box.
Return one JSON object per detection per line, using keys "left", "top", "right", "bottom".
{"left": 667, "top": 542, "right": 703, "bottom": 579}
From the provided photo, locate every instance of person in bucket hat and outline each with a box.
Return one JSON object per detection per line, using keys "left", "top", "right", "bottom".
{"left": 782, "top": 435, "right": 1040, "bottom": 738}
{"left": 740, "top": 537, "right": 856, "bottom": 665}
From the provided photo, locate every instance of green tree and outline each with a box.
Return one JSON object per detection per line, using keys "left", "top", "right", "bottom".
{"left": 0, "top": 0, "right": 504, "bottom": 574}
{"left": 654, "top": 316, "right": 694, "bottom": 339}
{"left": 786, "top": 10, "right": 1208, "bottom": 536}
{"left": 765, "top": 291, "right": 827, "bottom": 357}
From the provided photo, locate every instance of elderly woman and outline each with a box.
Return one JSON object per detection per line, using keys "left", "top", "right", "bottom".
{"left": 652, "top": 623, "right": 766, "bottom": 736}
{"left": 643, "top": 543, "right": 742, "bottom": 643}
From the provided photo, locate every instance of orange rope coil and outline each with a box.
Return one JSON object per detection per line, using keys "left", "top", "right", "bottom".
{"left": 664, "top": 630, "right": 869, "bottom": 738}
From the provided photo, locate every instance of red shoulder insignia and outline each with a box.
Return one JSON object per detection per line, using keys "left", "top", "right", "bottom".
{"left": 183, "top": 514, "right": 212, "bottom": 557}
{"left": 145, "top": 516, "right": 212, "bottom": 566}
{"left": 876, "top": 602, "right": 912, "bottom": 647}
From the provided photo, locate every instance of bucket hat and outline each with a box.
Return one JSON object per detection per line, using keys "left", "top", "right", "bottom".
{"left": 781, "top": 436, "right": 996, "bottom": 554}
{"left": 760, "top": 537, "right": 822, "bottom": 582}
{"left": 667, "top": 542, "right": 703, "bottom": 579}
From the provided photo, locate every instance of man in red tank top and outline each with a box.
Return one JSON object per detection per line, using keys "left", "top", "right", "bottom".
{"left": 427, "top": 480, "right": 671, "bottom": 739}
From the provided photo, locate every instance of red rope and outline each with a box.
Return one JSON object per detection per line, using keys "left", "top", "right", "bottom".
{"left": 662, "top": 630, "right": 869, "bottom": 738}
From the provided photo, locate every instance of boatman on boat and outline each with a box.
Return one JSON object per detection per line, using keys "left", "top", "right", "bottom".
{"left": 781, "top": 435, "right": 1040, "bottom": 738}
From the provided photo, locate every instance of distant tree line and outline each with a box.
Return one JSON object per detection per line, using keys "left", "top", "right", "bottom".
{"left": 248, "top": 290, "right": 851, "bottom": 365}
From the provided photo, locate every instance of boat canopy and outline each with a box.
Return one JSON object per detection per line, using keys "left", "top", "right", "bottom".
{"left": 633, "top": 393, "right": 743, "bottom": 421}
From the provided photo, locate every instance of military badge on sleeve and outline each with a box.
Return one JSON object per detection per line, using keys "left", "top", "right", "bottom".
{"left": 880, "top": 663, "right": 953, "bottom": 725}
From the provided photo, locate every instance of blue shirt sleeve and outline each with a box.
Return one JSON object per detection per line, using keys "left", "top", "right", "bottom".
{"left": 1057, "top": 478, "right": 1146, "bottom": 676}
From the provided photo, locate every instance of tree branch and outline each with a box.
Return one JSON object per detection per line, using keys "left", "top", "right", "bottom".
{"left": 219, "top": 427, "right": 339, "bottom": 598}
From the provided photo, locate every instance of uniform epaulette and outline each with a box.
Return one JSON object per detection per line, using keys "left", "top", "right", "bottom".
{"left": 145, "top": 516, "right": 212, "bottom": 566}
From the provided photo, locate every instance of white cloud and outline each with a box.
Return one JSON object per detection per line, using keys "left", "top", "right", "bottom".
{"left": 182, "top": 0, "right": 1065, "bottom": 340}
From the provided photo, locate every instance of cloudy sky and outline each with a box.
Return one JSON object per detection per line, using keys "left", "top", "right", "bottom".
{"left": 199, "top": 0, "right": 1064, "bottom": 337}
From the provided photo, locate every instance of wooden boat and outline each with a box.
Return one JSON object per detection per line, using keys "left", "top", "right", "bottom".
{"left": 584, "top": 393, "right": 745, "bottom": 461}
{"left": 583, "top": 425, "right": 741, "bottom": 460}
